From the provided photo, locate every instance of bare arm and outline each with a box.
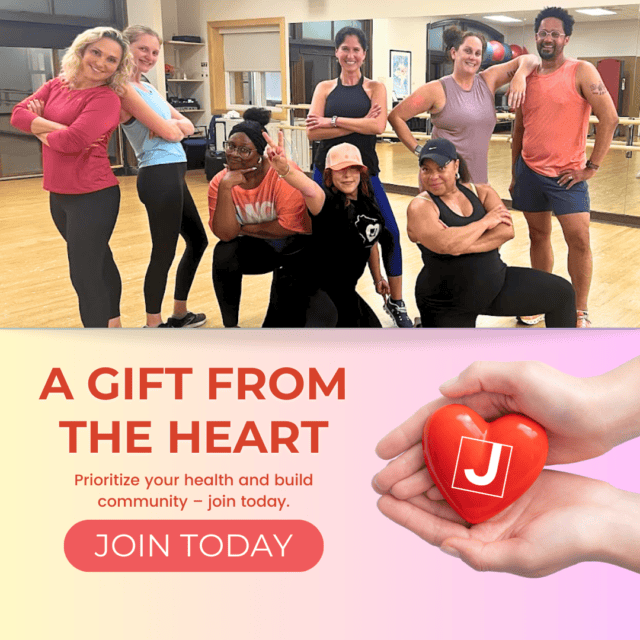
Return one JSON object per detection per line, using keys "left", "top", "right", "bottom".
{"left": 120, "top": 84, "right": 184, "bottom": 142}
{"left": 209, "top": 178, "right": 242, "bottom": 241}
{"left": 509, "top": 107, "right": 524, "bottom": 191}
{"left": 388, "top": 81, "right": 444, "bottom": 154}
{"left": 241, "top": 220, "right": 295, "bottom": 239}
{"left": 264, "top": 130, "right": 325, "bottom": 214}
{"left": 368, "top": 243, "right": 383, "bottom": 284}
{"left": 578, "top": 61, "right": 618, "bottom": 168}
{"left": 463, "top": 184, "right": 515, "bottom": 253}
{"left": 407, "top": 194, "right": 509, "bottom": 256}
{"left": 367, "top": 243, "right": 390, "bottom": 296}
{"left": 481, "top": 54, "right": 540, "bottom": 108}
{"left": 167, "top": 104, "right": 195, "bottom": 136}
{"left": 557, "top": 62, "right": 618, "bottom": 189}
{"left": 209, "top": 182, "right": 294, "bottom": 240}
{"left": 306, "top": 79, "right": 386, "bottom": 140}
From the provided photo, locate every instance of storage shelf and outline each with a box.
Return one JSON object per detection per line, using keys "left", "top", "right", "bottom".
{"left": 166, "top": 40, "right": 204, "bottom": 47}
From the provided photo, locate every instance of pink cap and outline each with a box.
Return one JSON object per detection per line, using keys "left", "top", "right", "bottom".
{"left": 325, "top": 143, "right": 366, "bottom": 171}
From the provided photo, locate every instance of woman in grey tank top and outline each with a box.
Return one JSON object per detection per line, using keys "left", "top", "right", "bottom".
{"left": 389, "top": 26, "right": 539, "bottom": 184}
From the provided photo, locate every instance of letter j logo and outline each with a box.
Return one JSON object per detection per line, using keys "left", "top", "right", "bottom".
{"left": 451, "top": 437, "right": 513, "bottom": 498}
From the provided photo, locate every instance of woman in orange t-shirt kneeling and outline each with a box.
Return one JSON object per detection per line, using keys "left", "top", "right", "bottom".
{"left": 208, "top": 108, "right": 312, "bottom": 327}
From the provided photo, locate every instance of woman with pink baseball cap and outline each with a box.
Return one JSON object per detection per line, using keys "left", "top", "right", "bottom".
{"left": 264, "top": 133, "right": 391, "bottom": 327}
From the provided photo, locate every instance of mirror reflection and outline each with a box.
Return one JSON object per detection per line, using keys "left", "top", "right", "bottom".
{"left": 290, "top": 5, "right": 640, "bottom": 218}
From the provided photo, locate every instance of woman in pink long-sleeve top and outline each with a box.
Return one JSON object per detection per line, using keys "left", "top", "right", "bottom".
{"left": 11, "top": 26, "right": 132, "bottom": 327}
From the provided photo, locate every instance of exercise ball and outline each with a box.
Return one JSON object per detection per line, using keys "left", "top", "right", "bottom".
{"left": 490, "top": 41, "right": 505, "bottom": 62}
{"left": 483, "top": 41, "right": 494, "bottom": 65}
{"left": 510, "top": 43, "right": 523, "bottom": 58}
{"left": 502, "top": 43, "right": 513, "bottom": 62}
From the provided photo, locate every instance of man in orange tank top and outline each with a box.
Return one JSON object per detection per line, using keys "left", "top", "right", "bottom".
{"left": 510, "top": 7, "right": 618, "bottom": 328}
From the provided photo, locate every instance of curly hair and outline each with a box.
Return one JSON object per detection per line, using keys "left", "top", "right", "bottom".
{"left": 60, "top": 27, "right": 133, "bottom": 96}
{"left": 443, "top": 25, "right": 487, "bottom": 60}
{"left": 534, "top": 7, "right": 575, "bottom": 36}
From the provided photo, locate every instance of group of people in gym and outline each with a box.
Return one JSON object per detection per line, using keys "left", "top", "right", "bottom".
{"left": 12, "top": 7, "right": 617, "bottom": 328}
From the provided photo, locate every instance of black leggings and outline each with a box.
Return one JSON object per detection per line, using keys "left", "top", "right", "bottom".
{"left": 417, "top": 266, "right": 576, "bottom": 328}
{"left": 50, "top": 186, "right": 122, "bottom": 327}
{"left": 305, "top": 289, "right": 382, "bottom": 328}
{"left": 212, "top": 235, "right": 311, "bottom": 327}
{"left": 137, "top": 163, "right": 208, "bottom": 314}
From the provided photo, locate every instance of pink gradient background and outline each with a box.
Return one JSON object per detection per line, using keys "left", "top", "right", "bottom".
{"left": 3, "top": 329, "right": 639, "bottom": 640}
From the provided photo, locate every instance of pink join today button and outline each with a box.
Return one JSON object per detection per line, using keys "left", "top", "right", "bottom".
{"left": 65, "top": 520, "right": 323, "bottom": 572}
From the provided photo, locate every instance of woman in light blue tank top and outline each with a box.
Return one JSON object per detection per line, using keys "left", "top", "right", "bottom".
{"left": 389, "top": 26, "right": 540, "bottom": 183}
{"left": 119, "top": 25, "right": 207, "bottom": 328}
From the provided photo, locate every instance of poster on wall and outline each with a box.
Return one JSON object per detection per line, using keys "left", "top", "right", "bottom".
{"left": 4, "top": 329, "right": 640, "bottom": 640}
{"left": 390, "top": 49, "right": 411, "bottom": 99}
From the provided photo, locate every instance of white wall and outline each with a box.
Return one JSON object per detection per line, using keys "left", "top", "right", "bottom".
{"left": 126, "top": 0, "right": 165, "bottom": 89}
{"left": 194, "top": 0, "right": 640, "bottom": 23}
{"left": 141, "top": 0, "right": 640, "bottom": 114}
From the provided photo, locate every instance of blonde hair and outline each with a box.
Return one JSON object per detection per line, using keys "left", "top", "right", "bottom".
{"left": 60, "top": 26, "right": 133, "bottom": 95}
{"left": 123, "top": 24, "right": 163, "bottom": 46}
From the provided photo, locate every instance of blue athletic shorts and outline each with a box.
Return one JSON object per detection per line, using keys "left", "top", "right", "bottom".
{"left": 511, "top": 156, "right": 590, "bottom": 215}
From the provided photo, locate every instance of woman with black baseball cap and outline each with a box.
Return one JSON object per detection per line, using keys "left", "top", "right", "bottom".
{"left": 409, "top": 139, "right": 576, "bottom": 327}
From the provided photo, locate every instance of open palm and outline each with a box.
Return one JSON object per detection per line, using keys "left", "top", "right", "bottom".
{"left": 378, "top": 469, "right": 612, "bottom": 577}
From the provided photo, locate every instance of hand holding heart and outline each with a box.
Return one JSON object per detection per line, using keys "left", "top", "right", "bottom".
{"left": 373, "top": 357, "right": 640, "bottom": 576}
{"left": 378, "top": 462, "right": 616, "bottom": 577}
{"left": 373, "top": 398, "right": 617, "bottom": 577}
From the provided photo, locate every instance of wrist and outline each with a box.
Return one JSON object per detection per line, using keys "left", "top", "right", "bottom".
{"left": 586, "top": 159, "right": 600, "bottom": 172}
{"left": 277, "top": 163, "right": 291, "bottom": 178}
{"left": 414, "top": 144, "right": 423, "bottom": 157}
{"left": 592, "top": 360, "right": 640, "bottom": 451}
{"left": 599, "top": 485, "right": 640, "bottom": 570}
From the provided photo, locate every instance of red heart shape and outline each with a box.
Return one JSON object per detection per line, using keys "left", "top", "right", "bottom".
{"left": 423, "top": 404, "right": 548, "bottom": 524}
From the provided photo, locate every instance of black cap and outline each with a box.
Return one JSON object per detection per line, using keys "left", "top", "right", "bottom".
{"left": 419, "top": 138, "right": 458, "bottom": 166}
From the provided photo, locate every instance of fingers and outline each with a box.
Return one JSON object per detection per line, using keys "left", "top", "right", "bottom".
{"left": 441, "top": 537, "right": 540, "bottom": 576}
{"left": 507, "top": 90, "right": 525, "bottom": 110}
{"left": 388, "top": 467, "right": 435, "bottom": 500}
{"left": 377, "top": 494, "right": 470, "bottom": 545}
{"left": 438, "top": 361, "right": 527, "bottom": 400}
{"left": 375, "top": 397, "right": 450, "bottom": 460}
{"left": 262, "top": 131, "right": 275, "bottom": 146}
{"left": 406, "top": 493, "right": 467, "bottom": 523}
{"left": 373, "top": 442, "right": 428, "bottom": 494}
{"left": 558, "top": 170, "right": 583, "bottom": 189}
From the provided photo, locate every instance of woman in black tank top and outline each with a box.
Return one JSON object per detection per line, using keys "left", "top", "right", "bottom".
{"left": 306, "top": 26, "right": 412, "bottom": 328}
{"left": 409, "top": 139, "right": 576, "bottom": 327}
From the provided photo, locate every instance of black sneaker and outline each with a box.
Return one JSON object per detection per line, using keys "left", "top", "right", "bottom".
{"left": 383, "top": 298, "right": 413, "bottom": 328}
{"left": 143, "top": 323, "right": 169, "bottom": 328}
{"left": 167, "top": 311, "right": 207, "bottom": 328}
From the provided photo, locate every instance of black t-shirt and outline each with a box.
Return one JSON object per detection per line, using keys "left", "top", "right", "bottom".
{"left": 311, "top": 187, "right": 386, "bottom": 293}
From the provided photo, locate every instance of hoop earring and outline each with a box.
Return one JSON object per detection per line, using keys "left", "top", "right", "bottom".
{"left": 257, "top": 156, "right": 263, "bottom": 164}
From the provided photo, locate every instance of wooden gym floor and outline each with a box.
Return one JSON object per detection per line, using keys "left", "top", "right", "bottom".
{"left": 1, "top": 142, "right": 639, "bottom": 328}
